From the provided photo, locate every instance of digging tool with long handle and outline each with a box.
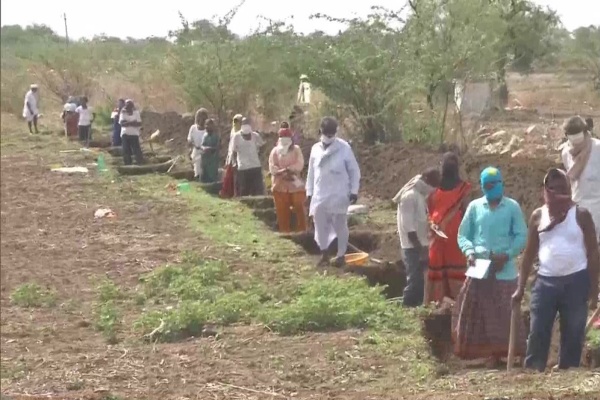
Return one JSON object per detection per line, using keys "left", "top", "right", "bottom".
{"left": 586, "top": 306, "right": 600, "bottom": 335}
{"left": 507, "top": 302, "right": 519, "bottom": 372}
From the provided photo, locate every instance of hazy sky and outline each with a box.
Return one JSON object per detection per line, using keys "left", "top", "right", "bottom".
{"left": 1, "top": 0, "right": 598, "bottom": 39}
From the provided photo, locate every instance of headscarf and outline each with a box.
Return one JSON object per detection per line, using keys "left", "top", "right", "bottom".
{"left": 539, "top": 168, "right": 574, "bottom": 233}
{"left": 480, "top": 167, "right": 503, "bottom": 202}
{"left": 440, "top": 152, "right": 461, "bottom": 191}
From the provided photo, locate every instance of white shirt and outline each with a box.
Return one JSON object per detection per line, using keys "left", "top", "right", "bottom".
{"left": 23, "top": 90, "right": 38, "bottom": 115}
{"left": 562, "top": 138, "right": 600, "bottom": 239}
{"left": 188, "top": 125, "right": 206, "bottom": 161}
{"left": 119, "top": 110, "right": 142, "bottom": 137}
{"left": 230, "top": 132, "right": 264, "bottom": 171}
{"left": 76, "top": 106, "right": 93, "bottom": 126}
{"left": 306, "top": 138, "right": 361, "bottom": 216}
{"left": 397, "top": 188, "right": 429, "bottom": 249}
{"left": 538, "top": 206, "right": 588, "bottom": 277}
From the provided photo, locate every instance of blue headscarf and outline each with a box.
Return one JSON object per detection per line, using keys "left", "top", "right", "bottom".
{"left": 480, "top": 166, "right": 503, "bottom": 201}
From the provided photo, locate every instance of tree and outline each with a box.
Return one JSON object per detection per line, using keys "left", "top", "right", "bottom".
{"left": 567, "top": 26, "right": 600, "bottom": 90}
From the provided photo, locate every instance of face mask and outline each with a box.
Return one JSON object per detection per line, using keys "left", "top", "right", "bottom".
{"left": 567, "top": 132, "right": 585, "bottom": 146}
{"left": 321, "top": 134, "right": 335, "bottom": 145}
{"left": 241, "top": 124, "right": 252, "bottom": 135}
{"left": 279, "top": 137, "right": 292, "bottom": 147}
{"left": 482, "top": 182, "right": 504, "bottom": 201}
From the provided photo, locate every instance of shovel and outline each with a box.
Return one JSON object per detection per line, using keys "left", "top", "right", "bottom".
{"left": 586, "top": 306, "right": 600, "bottom": 335}
{"left": 507, "top": 302, "right": 520, "bottom": 372}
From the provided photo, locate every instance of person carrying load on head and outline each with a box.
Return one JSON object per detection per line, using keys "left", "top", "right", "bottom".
{"left": 306, "top": 116, "right": 361, "bottom": 268}
{"left": 188, "top": 108, "right": 209, "bottom": 181}
{"left": 61, "top": 97, "right": 79, "bottom": 139}
{"left": 427, "top": 152, "right": 472, "bottom": 303}
{"left": 269, "top": 127, "right": 307, "bottom": 233}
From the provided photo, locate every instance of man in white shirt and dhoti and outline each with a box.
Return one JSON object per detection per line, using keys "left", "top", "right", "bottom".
{"left": 23, "top": 84, "right": 40, "bottom": 134}
{"left": 306, "top": 117, "right": 361, "bottom": 268}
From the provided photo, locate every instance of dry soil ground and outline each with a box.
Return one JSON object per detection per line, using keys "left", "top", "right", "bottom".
{"left": 1, "top": 72, "right": 600, "bottom": 400}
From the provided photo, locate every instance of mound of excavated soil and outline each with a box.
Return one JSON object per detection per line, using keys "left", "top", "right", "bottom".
{"left": 141, "top": 110, "right": 560, "bottom": 218}
{"left": 357, "top": 143, "right": 560, "bottom": 218}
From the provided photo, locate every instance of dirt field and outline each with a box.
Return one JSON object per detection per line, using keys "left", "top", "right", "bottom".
{"left": 1, "top": 72, "right": 600, "bottom": 400}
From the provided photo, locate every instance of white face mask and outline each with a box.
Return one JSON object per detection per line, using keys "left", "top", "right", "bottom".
{"left": 567, "top": 132, "right": 585, "bottom": 146}
{"left": 241, "top": 124, "right": 252, "bottom": 134}
{"left": 320, "top": 134, "right": 335, "bottom": 145}
{"left": 279, "top": 137, "right": 293, "bottom": 147}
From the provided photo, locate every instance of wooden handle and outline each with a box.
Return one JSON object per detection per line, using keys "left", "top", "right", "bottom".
{"left": 585, "top": 307, "right": 600, "bottom": 335}
{"left": 507, "top": 304, "right": 519, "bottom": 372}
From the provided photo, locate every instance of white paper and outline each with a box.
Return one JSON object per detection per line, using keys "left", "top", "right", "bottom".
{"left": 466, "top": 259, "right": 491, "bottom": 280}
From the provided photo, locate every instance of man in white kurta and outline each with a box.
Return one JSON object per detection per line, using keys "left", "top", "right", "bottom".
{"left": 561, "top": 116, "right": 600, "bottom": 242}
{"left": 306, "top": 117, "right": 361, "bottom": 267}
{"left": 23, "top": 84, "right": 40, "bottom": 134}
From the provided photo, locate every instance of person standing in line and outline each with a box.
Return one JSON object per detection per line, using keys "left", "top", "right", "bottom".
{"left": 229, "top": 117, "right": 265, "bottom": 196}
{"left": 75, "top": 96, "right": 95, "bottom": 145}
{"left": 306, "top": 117, "right": 361, "bottom": 268}
{"left": 61, "top": 99, "right": 79, "bottom": 139}
{"left": 561, "top": 116, "right": 600, "bottom": 244}
{"left": 393, "top": 168, "right": 441, "bottom": 307}
{"left": 23, "top": 84, "right": 40, "bottom": 134}
{"left": 453, "top": 166, "right": 528, "bottom": 367}
{"left": 427, "top": 152, "right": 472, "bottom": 303}
{"left": 226, "top": 114, "right": 244, "bottom": 195}
{"left": 513, "top": 168, "right": 599, "bottom": 372}
{"left": 111, "top": 98, "right": 125, "bottom": 146}
{"left": 188, "top": 108, "right": 208, "bottom": 181}
{"left": 119, "top": 99, "right": 144, "bottom": 165}
{"left": 269, "top": 127, "right": 307, "bottom": 233}
{"left": 200, "top": 118, "right": 220, "bottom": 184}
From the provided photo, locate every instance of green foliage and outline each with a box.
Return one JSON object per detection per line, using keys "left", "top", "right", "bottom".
{"left": 0, "top": 1, "right": 585, "bottom": 144}
{"left": 96, "top": 279, "right": 124, "bottom": 302}
{"left": 261, "top": 275, "right": 397, "bottom": 335}
{"left": 10, "top": 283, "right": 56, "bottom": 308}
{"left": 588, "top": 329, "right": 600, "bottom": 349}
{"left": 94, "top": 300, "right": 120, "bottom": 344}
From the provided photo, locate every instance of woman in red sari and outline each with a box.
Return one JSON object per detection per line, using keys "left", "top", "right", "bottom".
{"left": 426, "top": 152, "right": 471, "bottom": 303}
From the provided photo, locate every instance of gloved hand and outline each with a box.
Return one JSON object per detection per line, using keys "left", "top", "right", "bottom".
{"left": 349, "top": 194, "right": 358, "bottom": 205}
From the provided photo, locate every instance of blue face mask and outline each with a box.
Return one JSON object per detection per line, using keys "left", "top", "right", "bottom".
{"left": 482, "top": 181, "right": 504, "bottom": 201}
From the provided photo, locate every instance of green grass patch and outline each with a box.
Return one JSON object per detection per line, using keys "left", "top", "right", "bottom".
{"left": 587, "top": 328, "right": 600, "bottom": 349}
{"left": 94, "top": 300, "right": 121, "bottom": 344}
{"left": 10, "top": 283, "right": 56, "bottom": 308}
{"left": 96, "top": 278, "right": 125, "bottom": 302}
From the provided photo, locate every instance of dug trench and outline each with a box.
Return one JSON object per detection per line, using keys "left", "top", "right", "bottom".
{"left": 233, "top": 196, "right": 475, "bottom": 364}
{"left": 103, "top": 137, "right": 598, "bottom": 369}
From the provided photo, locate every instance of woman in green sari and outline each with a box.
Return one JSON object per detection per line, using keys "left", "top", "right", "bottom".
{"left": 200, "top": 119, "right": 220, "bottom": 183}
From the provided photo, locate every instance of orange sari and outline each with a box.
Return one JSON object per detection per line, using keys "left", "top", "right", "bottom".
{"left": 426, "top": 181, "right": 471, "bottom": 303}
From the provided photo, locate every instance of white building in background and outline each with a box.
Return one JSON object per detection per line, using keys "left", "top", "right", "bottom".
{"left": 453, "top": 79, "right": 494, "bottom": 117}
